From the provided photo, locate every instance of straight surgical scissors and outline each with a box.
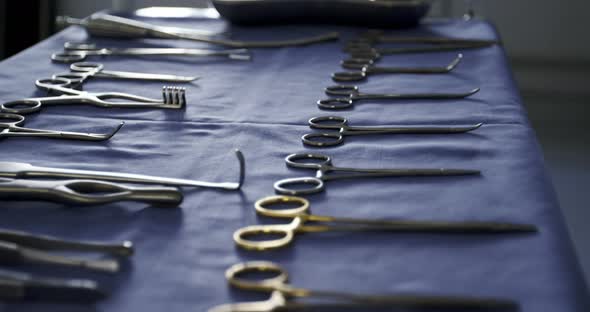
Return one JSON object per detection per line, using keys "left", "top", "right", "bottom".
{"left": 234, "top": 195, "right": 537, "bottom": 250}
{"left": 333, "top": 53, "right": 462, "bottom": 82}
{"left": 0, "top": 77, "right": 185, "bottom": 115}
{"left": 208, "top": 261, "right": 519, "bottom": 312}
{"left": 302, "top": 116, "right": 482, "bottom": 147}
{"left": 52, "top": 42, "right": 252, "bottom": 63}
{"left": 53, "top": 62, "right": 198, "bottom": 85}
{"left": 0, "top": 113, "right": 122, "bottom": 141}
{"left": 318, "top": 85, "right": 479, "bottom": 110}
{"left": 274, "top": 153, "right": 479, "bottom": 195}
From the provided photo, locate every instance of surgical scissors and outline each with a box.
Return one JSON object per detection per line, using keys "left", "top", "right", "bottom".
{"left": 274, "top": 153, "right": 479, "bottom": 195}
{"left": 0, "top": 178, "right": 183, "bottom": 207}
{"left": 333, "top": 53, "right": 462, "bottom": 82}
{"left": 52, "top": 42, "right": 252, "bottom": 63}
{"left": 318, "top": 85, "right": 479, "bottom": 110}
{"left": 58, "top": 14, "right": 339, "bottom": 49}
{"left": 0, "top": 149, "right": 245, "bottom": 190}
{"left": 234, "top": 195, "right": 537, "bottom": 250}
{"left": 302, "top": 116, "right": 482, "bottom": 147}
{"left": 0, "top": 113, "right": 122, "bottom": 141}
{"left": 0, "top": 77, "right": 185, "bottom": 115}
{"left": 53, "top": 62, "right": 198, "bottom": 85}
{"left": 208, "top": 261, "right": 519, "bottom": 312}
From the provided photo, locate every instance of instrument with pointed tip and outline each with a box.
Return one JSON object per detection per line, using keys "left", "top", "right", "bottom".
{"left": 274, "top": 153, "right": 479, "bottom": 195}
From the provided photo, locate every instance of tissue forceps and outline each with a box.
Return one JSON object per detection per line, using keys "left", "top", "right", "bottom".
{"left": 58, "top": 14, "right": 339, "bottom": 49}
{"left": 52, "top": 41, "right": 252, "bottom": 63}
{"left": 0, "top": 77, "right": 185, "bottom": 115}
{"left": 234, "top": 195, "right": 537, "bottom": 250}
{"left": 0, "top": 149, "right": 245, "bottom": 190}
{"left": 0, "top": 113, "right": 122, "bottom": 141}
{"left": 53, "top": 62, "right": 198, "bottom": 85}
{"left": 273, "top": 153, "right": 479, "bottom": 195}
{"left": 0, "top": 177, "right": 183, "bottom": 207}
{"left": 302, "top": 116, "right": 482, "bottom": 147}
{"left": 318, "top": 85, "right": 479, "bottom": 110}
{"left": 208, "top": 261, "right": 519, "bottom": 312}
{"left": 333, "top": 54, "right": 462, "bottom": 82}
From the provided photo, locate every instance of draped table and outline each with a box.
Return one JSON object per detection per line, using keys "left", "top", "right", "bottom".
{"left": 0, "top": 13, "right": 587, "bottom": 312}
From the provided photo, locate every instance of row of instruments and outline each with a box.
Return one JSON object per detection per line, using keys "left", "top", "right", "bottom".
{"left": 0, "top": 12, "right": 533, "bottom": 311}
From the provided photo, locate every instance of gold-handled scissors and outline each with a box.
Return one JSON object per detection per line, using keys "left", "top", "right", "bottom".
{"left": 234, "top": 196, "right": 537, "bottom": 251}
{"left": 208, "top": 261, "right": 519, "bottom": 312}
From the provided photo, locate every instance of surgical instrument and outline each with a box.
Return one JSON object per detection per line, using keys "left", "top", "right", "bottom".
{"left": 53, "top": 62, "right": 198, "bottom": 86}
{"left": 302, "top": 116, "right": 482, "bottom": 147}
{"left": 333, "top": 53, "right": 462, "bottom": 82}
{"left": 57, "top": 14, "right": 339, "bottom": 48}
{"left": 0, "top": 240, "right": 119, "bottom": 273}
{"left": 0, "top": 178, "right": 183, "bottom": 207}
{"left": 0, "top": 149, "right": 245, "bottom": 190}
{"left": 235, "top": 195, "right": 537, "bottom": 250}
{"left": 0, "top": 77, "right": 185, "bottom": 115}
{"left": 52, "top": 41, "right": 252, "bottom": 63}
{"left": 318, "top": 85, "right": 479, "bottom": 110}
{"left": 0, "top": 113, "right": 123, "bottom": 141}
{"left": 0, "top": 228, "right": 133, "bottom": 257}
{"left": 208, "top": 261, "right": 519, "bottom": 312}
{"left": 0, "top": 269, "right": 106, "bottom": 302}
{"left": 274, "top": 153, "right": 479, "bottom": 195}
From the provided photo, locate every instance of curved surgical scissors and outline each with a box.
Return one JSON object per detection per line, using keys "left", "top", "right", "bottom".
{"left": 333, "top": 54, "right": 462, "bottom": 82}
{"left": 234, "top": 195, "right": 537, "bottom": 250}
{"left": 302, "top": 116, "right": 482, "bottom": 147}
{"left": 273, "top": 153, "right": 479, "bottom": 195}
{"left": 318, "top": 85, "right": 479, "bottom": 110}
{"left": 0, "top": 77, "right": 185, "bottom": 115}
{"left": 52, "top": 62, "right": 198, "bottom": 85}
{"left": 0, "top": 113, "right": 122, "bottom": 141}
{"left": 52, "top": 42, "right": 252, "bottom": 63}
{"left": 208, "top": 261, "right": 519, "bottom": 312}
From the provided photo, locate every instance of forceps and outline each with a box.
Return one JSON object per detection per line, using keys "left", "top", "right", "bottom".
{"left": 235, "top": 195, "right": 537, "bottom": 250}
{"left": 52, "top": 41, "right": 252, "bottom": 63}
{"left": 53, "top": 62, "right": 198, "bottom": 85}
{"left": 0, "top": 269, "right": 106, "bottom": 302}
{"left": 0, "top": 113, "right": 122, "bottom": 141}
{"left": 333, "top": 54, "right": 462, "bottom": 82}
{"left": 274, "top": 153, "right": 479, "bottom": 195}
{"left": 0, "top": 178, "right": 183, "bottom": 207}
{"left": 58, "top": 14, "right": 339, "bottom": 49}
{"left": 0, "top": 229, "right": 133, "bottom": 273}
{"left": 318, "top": 85, "right": 479, "bottom": 110}
{"left": 208, "top": 261, "right": 518, "bottom": 312}
{"left": 302, "top": 116, "right": 482, "bottom": 147}
{"left": 0, "top": 149, "right": 245, "bottom": 190}
{"left": 0, "top": 77, "right": 185, "bottom": 115}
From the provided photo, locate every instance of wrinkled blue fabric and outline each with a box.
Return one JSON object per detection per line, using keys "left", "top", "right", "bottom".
{"left": 0, "top": 15, "right": 587, "bottom": 312}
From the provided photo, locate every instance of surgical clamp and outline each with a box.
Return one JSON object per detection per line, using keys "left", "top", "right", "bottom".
{"left": 58, "top": 14, "right": 339, "bottom": 49}
{"left": 302, "top": 115, "right": 482, "bottom": 147}
{"left": 0, "top": 269, "right": 106, "bottom": 302}
{"left": 53, "top": 62, "right": 198, "bottom": 85}
{"left": 318, "top": 85, "right": 479, "bottom": 110}
{"left": 53, "top": 41, "right": 252, "bottom": 63}
{"left": 0, "top": 178, "right": 183, "bottom": 207}
{"left": 0, "top": 112, "right": 122, "bottom": 141}
{"left": 333, "top": 53, "right": 462, "bottom": 82}
{"left": 274, "top": 153, "right": 479, "bottom": 195}
{"left": 0, "top": 149, "right": 245, "bottom": 190}
{"left": 0, "top": 77, "right": 185, "bottom": 115}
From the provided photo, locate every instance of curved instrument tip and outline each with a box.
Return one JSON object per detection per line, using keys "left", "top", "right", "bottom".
{"left": 467, "top": 87, "right": 480, "bottom": 96}
{"left": 447, "top": 53, "right": 463, "bottom": 71}
{"left": 471, "top": 122, "right": 484, "bottom": 130}
{"left": 233, "top": 148, "right": 246, "bottom": 189}
{"left": 106, "top": 121, "right": 125, "bottom": 140}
